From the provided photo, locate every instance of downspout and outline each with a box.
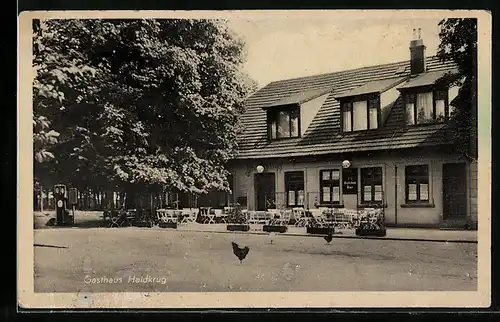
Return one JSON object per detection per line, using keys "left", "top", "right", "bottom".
{"left": 394, "top": 164, "right": 398, "bottom": 226}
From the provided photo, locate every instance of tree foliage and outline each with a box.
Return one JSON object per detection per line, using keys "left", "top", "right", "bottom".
{"left": 33, "top": 19, "right": 257, "bottom": 194}
{"left": 437, "top": 18, "right": 477, "bottom": 160}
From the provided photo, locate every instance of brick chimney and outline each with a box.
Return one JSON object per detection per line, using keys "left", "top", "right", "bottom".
{"left": 409, "top": 28, "right": 426, "bottom": 75}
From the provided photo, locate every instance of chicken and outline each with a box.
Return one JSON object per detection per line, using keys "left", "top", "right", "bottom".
{"left": 231, "top": 242, "right": 250, "bottom": 264}
{"left": 323, "top": 232, "right": 333, "bottom": 244}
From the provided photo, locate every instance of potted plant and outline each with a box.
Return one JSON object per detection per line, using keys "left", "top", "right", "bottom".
{"left": 263, "top": 211, "right": 288, "bottom": 233}
{"left": 306, "top": 215, "right": 335, "bottom": 235}
{"left": 159, "top": 220, "right": 178, "bottom": 229}
{"left": 134, "top": 209, "right": 154, "bottom": 228}
{"left": 226, "top": 206, "right": 250, "bottom": 232}
{"left": 355, "top": 209, "right": 386, "bottom": 237}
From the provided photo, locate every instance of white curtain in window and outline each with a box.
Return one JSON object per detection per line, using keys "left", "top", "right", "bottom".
{"left": 369, "top": 107, "right": 378, "bottom": 129}
{"left": 374, "top": 185, "right": 383, "bottom": 201}
{"left": 297, "top": 190, "right": 304, "bottom": 206}
{"left": 435, "top": 99, "right": 445, "bottom": 120}
{"left": 406, "top": 103, "right": 415, "bottom": 125}
{"left": 277, "top": 111, "right": 290, "bottom": 138}
{"left": 364, "top": 186, "right": 372, "bottom": 201}
{"left": 343, "top": 110, "right": 352, "bottom": 131}
{"left": 322, "top": 187, "right": 330, "bottom": 202}
{"left": 290, "top": 112, "right": 299, "bottom": 137}
{"left": 353, "top": 101, "right": 368, "bottom": 131}
{"left": 416, "top": 92, "right": 433, "bottom": 123}
{"left": 270, "top": 120, "right": 277, "bottom": 139}
{"left": 332, "top": 186, "right": 340, "bottom": 202}
{"left": 420, "top": 184, "right": 429, "bottom": 201}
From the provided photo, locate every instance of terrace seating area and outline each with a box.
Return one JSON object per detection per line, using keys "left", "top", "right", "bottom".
{"left": 102, "top": 190, "right": 385, "bottom": 231}
{"left": 103, "top": 202, "right": 385, "bottom": 231}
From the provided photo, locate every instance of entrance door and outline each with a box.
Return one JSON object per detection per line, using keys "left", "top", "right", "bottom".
{"left": 442, "top": 163, "right": 467, "bottom": 220}
{"left": 254, "top": 173, "right": 276, "bottom": 211}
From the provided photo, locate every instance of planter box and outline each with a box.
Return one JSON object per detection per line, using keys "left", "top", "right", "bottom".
{"left": 226, "top": 224, "right": 250, "bottom": 232}
{"left": 306, "top": 227, "right": 335, "bottom": 235}
{"left": 355, "top": 227, "right": 386, "bottom": 237}
{"left": 136, "top": 221, "right": 154, "bottom": 228}
{"left": 159, "top": 222, "right": 177, "bottom": 229}
{"left": 263, "top": 225, "right": 288, "bottom": 233}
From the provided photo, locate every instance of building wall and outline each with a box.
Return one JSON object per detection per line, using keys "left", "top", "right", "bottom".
{"left": 229, "top": 150, "right": 475, "bottom": 227}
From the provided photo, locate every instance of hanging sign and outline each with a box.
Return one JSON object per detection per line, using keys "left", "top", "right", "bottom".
{"left": 342, "top": 168, "right": 358, "bottom": 194}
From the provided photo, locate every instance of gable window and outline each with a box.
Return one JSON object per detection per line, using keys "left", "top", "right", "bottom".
{"left": 361, "top": 167, "right": 383, "bottom": 204}
{"left": 285, "top": 171, "right": 304, "bottom": 207}
{"left": 342, "top": 96, "right": 379, "bottom": 132}
{"left": 405, "top": 165, "right": 429, "bottom": 203}
{"left": 268, "top": 107, "right": 300, "bottom": 139}
{"left": 405, "top": 89, "right": 449, "bottom": 125}
{"left": 319, "top": 169, "right": 341, "bottom": 204}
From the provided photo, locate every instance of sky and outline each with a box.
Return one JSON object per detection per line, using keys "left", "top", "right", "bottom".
{"left": 227, "top": 16, "right": 444, "bottom": 88}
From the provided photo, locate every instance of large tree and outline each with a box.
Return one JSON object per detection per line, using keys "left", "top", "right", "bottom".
{"left": 33, "top": 19, "right": 257, "bottom": 197}
{"left": 437, "top": 18, "right": 478, "bottom": 161}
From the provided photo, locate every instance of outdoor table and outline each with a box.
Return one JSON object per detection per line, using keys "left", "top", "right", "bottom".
{"left": 165, "top": 209, "right": 182, "bottom": 223}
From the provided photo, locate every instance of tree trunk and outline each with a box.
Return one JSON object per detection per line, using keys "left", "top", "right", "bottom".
{"left": 125, "top": 186, "right": 137, "bottom": 209}
{"left": 40, "top": 186, "right": 44, "bottom": 212}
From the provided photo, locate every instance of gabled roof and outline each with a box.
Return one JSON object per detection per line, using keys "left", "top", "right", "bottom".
{"left": 235, "top": 56, "right": 457, "bottom": 160}
{"left": 265, "top": 86, "right": 333, "bottom": 108}
{"left": 334, "top": 76, "right": 408, "bottom": 99}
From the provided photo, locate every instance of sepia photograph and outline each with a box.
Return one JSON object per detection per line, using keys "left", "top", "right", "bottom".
{"left": 18, "top": 10, "right": 491, "bottom": 309}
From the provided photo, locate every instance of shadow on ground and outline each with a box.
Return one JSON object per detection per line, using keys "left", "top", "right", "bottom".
{"left": 34, "top": 211, "right": 110, "bottom": 229}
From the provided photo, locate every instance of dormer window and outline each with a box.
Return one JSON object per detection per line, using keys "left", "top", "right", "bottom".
{"left": 267, "top": 106, "right": 300, "bottom": 139}
{"left": 341, "top": 96, "right": 379, "bottom": 132}
{"left": 404, "top": 89, "right": 449, "bottom": 125}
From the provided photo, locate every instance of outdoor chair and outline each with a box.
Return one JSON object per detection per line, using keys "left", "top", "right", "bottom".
{"left": 293, "top": 208, "right": 307, "bottom": 227}
{"left": 308, "top": 209, "right": 322, "bottom": 219}
{"left": 254, "top": 211, "right": 268, "bottom": 224}
{"left": 331, "top": 210, "right": 352, "bottom": 229}
{"left": 156, "top": 209, "right": 169, "bottom": 224}
{"left": 108, "top": 211, "right": 122, "bottom": 228}
{"left": 156, "top": 209, "right": 180, "bottom": 224}
{"left": 278, "top": 209, "right": 292, "bottom": 226}
{"left": 246, "top": 211, "right": 257, "bottom": 224}
{"left": 203, "top": 208, "right": 217, "bottom": 224}
{"left": 122, "top": 209, "right": 136, "bottom": 227}
{"left": 212, "top": 209, "right": 227, "bottom": 223}
{"left": 180, "top": 208, "right": 196, "bottom": 224}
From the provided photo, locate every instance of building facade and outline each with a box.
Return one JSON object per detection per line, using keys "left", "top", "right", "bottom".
{"left": 227, "top": 35, "right": 478, "bottom": 229}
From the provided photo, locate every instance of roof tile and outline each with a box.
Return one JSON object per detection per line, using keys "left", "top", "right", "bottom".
{"left": 235, "top": 56, "right": 457, "bottom": 160}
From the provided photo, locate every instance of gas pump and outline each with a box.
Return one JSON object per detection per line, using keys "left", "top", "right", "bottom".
{"left": 54, "top": 184, "right": 67, "bottom": 225}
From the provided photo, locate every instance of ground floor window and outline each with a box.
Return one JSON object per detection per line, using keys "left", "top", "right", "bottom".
{"left": 285, "top": 171, "right": 305, "bottom": 207}
{"left": 319, "top": 169, "right": 341, "bottom": 204}
{"left": 405, "top": 165, "right": 429, "bottom": 203}
{"left": 361, "top": 167, "right": 383, "bottom": 204}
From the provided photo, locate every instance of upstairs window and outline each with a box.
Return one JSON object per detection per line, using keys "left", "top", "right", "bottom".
{"left": 405, "top": 89, "right": 449, "bottom": 125}
{"left": 268, "top": 107, "right": 300, "bottom": 139}
{"left": 342, "top": 96, "right": 379, "bottom": 132}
